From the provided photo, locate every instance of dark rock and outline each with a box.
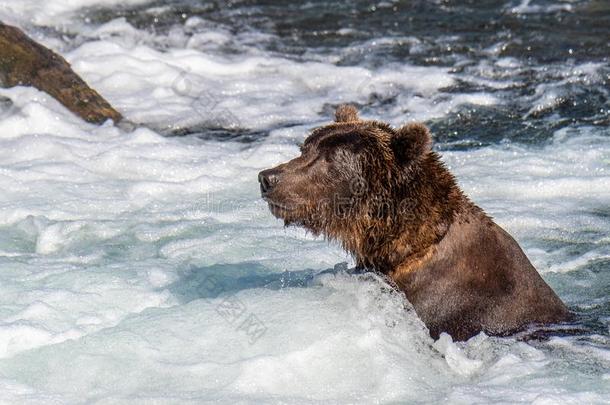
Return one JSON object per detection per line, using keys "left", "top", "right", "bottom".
{"left": 0, "top": 22, "right": 122, "bottom": 124}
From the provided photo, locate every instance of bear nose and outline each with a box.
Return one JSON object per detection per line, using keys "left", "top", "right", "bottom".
{"left": 258, "top": 169, "right": 280, "bottom": 196}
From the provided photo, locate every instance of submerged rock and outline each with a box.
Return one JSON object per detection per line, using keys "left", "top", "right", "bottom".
{"left": 0, "top": 22, "right": 122, "bottom": 124}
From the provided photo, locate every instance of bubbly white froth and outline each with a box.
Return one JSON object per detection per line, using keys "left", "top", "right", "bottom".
{"left": 0, "top": 0, "right": 151, "bottom": 25}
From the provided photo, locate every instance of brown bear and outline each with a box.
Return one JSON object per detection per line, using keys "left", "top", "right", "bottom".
{"left": 258, "top": 105, "right": 570, "bottom": 341}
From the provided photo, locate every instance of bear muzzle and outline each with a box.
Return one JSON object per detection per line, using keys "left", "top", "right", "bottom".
{"left": 258, "top": 168, "right": 281, "bottom": 197}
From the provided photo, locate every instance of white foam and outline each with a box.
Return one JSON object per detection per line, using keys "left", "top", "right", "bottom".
{"left": 508, "top": 0, "right": 573, "bottom": 14}
{"left": 0, "top": 0, "right": 152, "bottom": 25}
{"left": 62, "top": 30, "right": 460, "bottom": 131}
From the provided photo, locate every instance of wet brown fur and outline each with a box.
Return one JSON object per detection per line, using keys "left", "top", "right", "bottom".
{"left": 259, "top": 105, "right": 570, "bottom": 341}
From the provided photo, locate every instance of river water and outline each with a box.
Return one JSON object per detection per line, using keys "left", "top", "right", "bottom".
{"left": 0, "top": 0, "right": 608, "bottom": 403}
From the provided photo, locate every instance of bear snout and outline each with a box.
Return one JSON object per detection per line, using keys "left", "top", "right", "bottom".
{"left": 258, "top": 168, "right": 281, "bottom": 197}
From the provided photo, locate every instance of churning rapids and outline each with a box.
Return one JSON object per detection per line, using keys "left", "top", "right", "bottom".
{"left": 0, "top": 0, "right": 608, "bottom": 403}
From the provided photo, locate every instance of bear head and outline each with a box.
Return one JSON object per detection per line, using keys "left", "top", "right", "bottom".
{"left": 258, "top": 105, "right": 438, "bottom": 259}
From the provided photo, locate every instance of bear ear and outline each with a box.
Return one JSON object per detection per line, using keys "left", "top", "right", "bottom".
{"left": 335, "top": 104, "right": 360, "bottom": 122}
{"left": 390, "top": 122, "right": 432, "bottom": 165}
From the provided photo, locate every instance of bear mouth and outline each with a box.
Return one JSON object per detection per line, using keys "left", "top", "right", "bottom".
{"left": 263, "top": 198, "right": 294, "bottom": 217}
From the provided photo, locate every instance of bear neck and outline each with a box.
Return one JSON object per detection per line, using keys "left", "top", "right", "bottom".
{"left": 349, "top": 152, "right": 468, "bottom": 274}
